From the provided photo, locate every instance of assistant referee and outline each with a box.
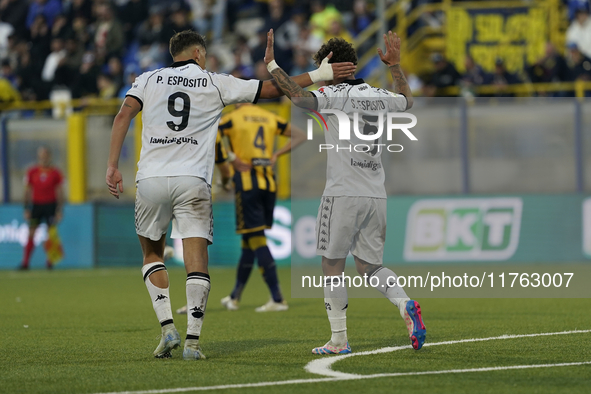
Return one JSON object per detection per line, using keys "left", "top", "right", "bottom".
{"left": 19, "top": 146, "right": 64, "bottom": 270}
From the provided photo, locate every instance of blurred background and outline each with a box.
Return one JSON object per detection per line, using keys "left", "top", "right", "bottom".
{"left": 1, "top": 0, "right": 591, "bottom": 270}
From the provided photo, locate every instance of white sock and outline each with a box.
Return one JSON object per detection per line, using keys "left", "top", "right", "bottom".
{"left": 141, "top": 262, "right": 174, "bottom": 330}
{"left": 324, "top": 276, "right": 348, "bottom": 346}
{"left": 370, "top": 267, "right": 410, "bottom": 318}
{"left": 186, "top": 272, "right": 210, "bottom": 347}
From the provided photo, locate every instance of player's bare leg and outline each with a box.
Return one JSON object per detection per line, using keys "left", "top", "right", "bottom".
{"left": 182, "top": 237, "right": 209, "bottom": 360}
{"left": 313, "top": 257, "right": 351, "bottom": 355}
{"left": 354, "top": 256, "right": 426, "bottom": 350}
{"left": 19, "top": 224, "right": 38, "bottom": 270}
{"left": 139, "top": 234, "right": 180, "bottom": 358}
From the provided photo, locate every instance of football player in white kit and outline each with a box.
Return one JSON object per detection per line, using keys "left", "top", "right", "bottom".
{"left": 105, "top": 30, "right": 356, "bottom": 360}
{"left": 263, "top": 29, "right": 426, "bottom": 353}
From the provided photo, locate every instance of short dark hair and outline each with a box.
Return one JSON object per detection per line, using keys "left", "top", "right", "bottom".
{"left": 313, "top": 37, "right": 357, "bottom": 67}
{"left": 169, "top": 30, "right": 207, "bottom": 58}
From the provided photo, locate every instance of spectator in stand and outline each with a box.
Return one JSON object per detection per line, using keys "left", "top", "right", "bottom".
{"left": 41, "top": 37, "right": 66, "bottom": 86}
{"left": 325, "top": 17, "right": 354, "bottom": 43}
{"left": 71, "top": 15, "right": 91, "bottom": 50}
{"left": 50, "top": 14, "right": 70, "bottom": 40}
{"left": 528, "top": 42, "right": 570, "bottom": 84}
{"left": 310, "top": 0, "right": 341, "bottom": 40}
{"left": 26, "top": 0, "right": 62, "bottom": 30}
{"left": 54, "top": 36, "right": 83, "bottom": 90}
{"left": 290, "top": 50, "right": 315, "bottom": 75}
{"left": 105, "top": 56, "right": 124, "bottom": 93}
{"left": 206, "top": 53, "right": 221, "bottom": 73}
{"left": 97, "top": 73, "right": 117, "bottom": 99}
{"left": 566, "top": 5, "right": 591, "bottom": 59}
{"left": 294, "top": 24, "right": 322, "bottom": 58}
{"left": 136, "top": 7, "right": 167, "bottom": 69}
{"left": 0, "top": 0, "right": 28, "bottom": 38}
{"left": 1, "top": 58, "right": 15, "bottom": 85}
{"left": 275, "top": 7, "right": 306, "bottom": 60}
{"left": 29, "top": 15, "right": 51, "bottom": 69}
{"left": 349, "top": 0, "right": 373, "bottom": 37}
{"left": 162, "top": 5, "right": 194, "bottom": 48}
{"left": 251, "top": 28, "right": 269, "bottom": 67}
{"left": 0, "top": 71, "right": 19, "bottom": 102}
{"left": 189, "top": 0, "right": 227, "bottom": 43}
{"left": 232, "top": 48, "right": 255, "bottom": 79}
{"left": 423, "top": 53, "right": 461, "bottom": 97}
{"left": 15, "top": 48, "right": 41, "bottom": 100}
{"left": 76, "top": 51, "right": 100, "bottom": 97}
{"left": 0, "top": 18, "right": 13, "bottom": 61}
{"left": 234, "top": 35, "right": 253, "bottom": 68}
{"left": 118, "top": 69, "right": 138, "bottom": 98}
{"left": 461, "top": 54, "right": 491, "bottom": 96}
{"left": 568, "top": 42, "right": 591, "bottom": 81}
{"left": 119, "top": 0, "right": 148, "bottom": 43}
{"left": 492, "top": 58, "right": 522, "bottom": 97}
{"left": 64, "top": 0, "right": 93, "bottom": 26}
{"left": 463, "top": 55, "right": 490, "bottom": 86}
{"left": 94, "top": 3, "right": 124, "bottom": 61}
{"left": 263, "top": 0, "right": 293, "bottom": 71}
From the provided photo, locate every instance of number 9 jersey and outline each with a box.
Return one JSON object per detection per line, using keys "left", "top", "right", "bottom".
{"left": 126, "top": 59, "right": 263, "bottom": 184}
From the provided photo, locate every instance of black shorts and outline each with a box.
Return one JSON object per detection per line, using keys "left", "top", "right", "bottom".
{"left": 30, "top": 203, "right": 57, "bottom": 226}
{"left": 235, "top": 187, "right": 276, "bottom": 234}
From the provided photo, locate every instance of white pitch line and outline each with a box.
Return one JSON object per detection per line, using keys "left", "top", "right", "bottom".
{"left": 305, "top": 328, "right": 591, "bottom": 378}
{"left": 92, "top": 329, "right": 591, "bottom": 394}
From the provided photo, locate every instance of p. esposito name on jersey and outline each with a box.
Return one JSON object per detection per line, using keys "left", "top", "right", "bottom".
{"left": 156, "top": 75, "right": 208, "bottom": 88}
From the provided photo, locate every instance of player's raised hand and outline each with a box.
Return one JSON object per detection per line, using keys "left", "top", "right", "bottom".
{"left": 377, "top": 31, "right": 401, "bottom": 67}
{"left": 264, "top": 29, "right": 275, "bottom": 65}
{"left": 106, "top": 166, "right": 123, "bottom": 199}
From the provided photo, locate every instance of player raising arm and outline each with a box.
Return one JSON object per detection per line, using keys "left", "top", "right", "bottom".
{"left": 105, "top": 30, "right": 354, "bottom": 361}
{"left": 263, "top": 29, "right": 426, "bottom": 354}
{"left": 263, "top": 28, "right": 412, "bottom": 111}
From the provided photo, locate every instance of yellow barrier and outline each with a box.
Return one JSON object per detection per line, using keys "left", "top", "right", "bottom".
{"left": 440, "top": 80, "right": 591, "bottom": 97}
{"left": 67, "top": 113, "right": 86, "bottom": 203}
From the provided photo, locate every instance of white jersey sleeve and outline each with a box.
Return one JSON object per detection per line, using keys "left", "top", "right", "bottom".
{"left": 383, "top": 89, "right": 408, "bottom": 112}
{"left": 125, "top": 70, "right": 156, "bottom": 109}
{"left": 207, "top": 73, "right": 263, "bottom": 106}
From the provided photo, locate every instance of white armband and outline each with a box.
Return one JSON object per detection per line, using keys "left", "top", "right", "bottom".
{"left": 267, "top": 60, "right": 279, "bottom": 73}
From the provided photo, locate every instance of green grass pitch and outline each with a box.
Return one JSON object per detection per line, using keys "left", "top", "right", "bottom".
{"left": 1, "top": 266, "right": 590, "bottom": 394}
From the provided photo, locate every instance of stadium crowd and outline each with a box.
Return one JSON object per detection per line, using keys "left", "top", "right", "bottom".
{"left": 0, "top": 0, "right": 590, "bottom": 103}
{"left": 0, "top": 0, "right": 374, "bottom": 103}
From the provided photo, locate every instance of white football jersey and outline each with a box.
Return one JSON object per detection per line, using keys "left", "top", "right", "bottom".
{"left": 127, "top": 60, "right": 262, "bottom": 184}
{"left": 311, "top": 78, "right": 407, "bottom": 198}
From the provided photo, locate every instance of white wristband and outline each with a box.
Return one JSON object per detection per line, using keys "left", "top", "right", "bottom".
{"left": 228, "top": 151, "right": 236, "bottom": 162}
{"left": 267, "top": 60, "right": 279, "bottom": 73}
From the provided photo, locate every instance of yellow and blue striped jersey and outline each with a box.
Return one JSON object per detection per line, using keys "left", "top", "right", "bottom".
{"left": 218, "top": 104, "right": 288, "bottom": 192}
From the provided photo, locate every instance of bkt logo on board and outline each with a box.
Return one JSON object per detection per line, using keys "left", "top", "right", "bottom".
{"left": 404, "top": 198, "right": 522, "bottom": 261}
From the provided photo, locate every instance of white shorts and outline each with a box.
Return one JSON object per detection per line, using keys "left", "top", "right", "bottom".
{"left": 135, "top": 176, "right": 213, "bottom": 243}
{"left": 316, "top": 196, "right": 387, "bottom": 265}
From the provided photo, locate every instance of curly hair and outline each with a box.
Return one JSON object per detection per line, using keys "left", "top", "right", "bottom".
{"left": 169, "top": 30, "right": 207, "bottom": 58}
{"left": 313, "top": 38, "right": 357, "bottom": 67}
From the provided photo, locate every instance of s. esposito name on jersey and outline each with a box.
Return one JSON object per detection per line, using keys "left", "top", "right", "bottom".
{"left": 149, "top": 136, "right": 198, "bottom": 145}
